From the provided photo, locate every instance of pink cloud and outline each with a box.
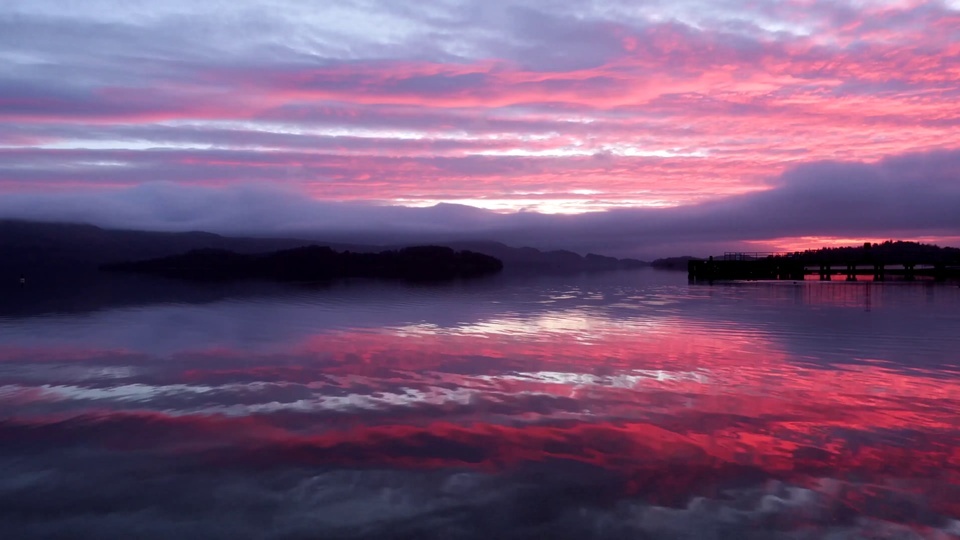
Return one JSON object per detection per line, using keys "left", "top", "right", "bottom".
{"left": 2, "top": 0, "right": 960, "bottom": 248}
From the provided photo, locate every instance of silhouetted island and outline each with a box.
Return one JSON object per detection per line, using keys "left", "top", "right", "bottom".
{"left": 2, "top": 221, "right": 653, "bottom": 281}
{"left": 101, "top": 245, "right": 503, "bottom": 282}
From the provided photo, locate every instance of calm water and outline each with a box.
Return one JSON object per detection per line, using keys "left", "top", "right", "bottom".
{"left": 1, "top": 270, "right": 959, "bottom": 539}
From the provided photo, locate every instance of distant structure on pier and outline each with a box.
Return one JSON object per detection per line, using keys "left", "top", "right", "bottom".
{"left": 688, "top": 241, "right": 960, "bottom": 282}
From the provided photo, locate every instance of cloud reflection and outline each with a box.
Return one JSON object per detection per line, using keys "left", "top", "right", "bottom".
{"left": 1, "top": 274, "right": 959, "bottom": 536}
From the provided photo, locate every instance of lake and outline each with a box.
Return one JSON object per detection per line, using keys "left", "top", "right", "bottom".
{"left": 1, "top": 269, "right": 959, "bottom": 539}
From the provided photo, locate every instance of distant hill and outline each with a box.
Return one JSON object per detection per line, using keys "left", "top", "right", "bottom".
{"left": 444, "top": 241, "right": 648, "bottom": 273}
{"left": 651, "top": 256, "right": 702, "bottom": 270}
{"left": 103, "top": 245, "right": 503, "bottom": 282}
{"left": 0, "top": 221, "right": 648, "bottom": 279}
{"left": 0, "top": 220, "right": 352, "bottom": 277}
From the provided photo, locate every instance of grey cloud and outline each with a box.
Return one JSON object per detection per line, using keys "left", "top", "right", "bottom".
{"left": 1, "top": 105, "right": 611, "bottom": 141}
{"left": 3, "top": 0, "right": 949, "bottom": 136}
{"left": 492, "top": 7, "right": 630, "bottom": 71}
{"left": 1, "top": 149, "right": 957, "bottom": 257}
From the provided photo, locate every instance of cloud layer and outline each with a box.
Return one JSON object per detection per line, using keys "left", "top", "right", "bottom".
{"left": 1, "top": 149, "right": 958, "bottom": 256}
{"left": 1, "top": 0, "right": 959, "bottom": 243}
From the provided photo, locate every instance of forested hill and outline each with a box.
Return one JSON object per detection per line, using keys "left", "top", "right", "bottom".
{"left": 1, "top": 221, "right": 646, "bottom": 278}
{"left": 102, "top": 245, "right": 504, "bottom": 282}
{"left": 0, "top": 220, "right": 339, "bottom": 275}
{"left": 791, "top": 241, "right": 960, "bottom": 263}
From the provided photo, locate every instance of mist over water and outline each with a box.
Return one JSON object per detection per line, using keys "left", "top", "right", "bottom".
{"left": 1, "top": 270, "right": 959, "bottom": 539}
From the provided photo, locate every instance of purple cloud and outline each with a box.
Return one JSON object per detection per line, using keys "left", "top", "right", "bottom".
{"left": 0, "top": 149, "right": 957, "bottom": 257}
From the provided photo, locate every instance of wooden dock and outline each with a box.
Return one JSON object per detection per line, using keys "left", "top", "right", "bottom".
{"left": 688, "top": 252, "right": 960, "bottom": 282}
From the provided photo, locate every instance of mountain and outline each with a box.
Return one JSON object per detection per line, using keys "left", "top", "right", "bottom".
{"left": 1, "top": 221, "right": 649, "bottom": 279}
{"left": 651, "top": 256, "right": 703, "bottom": 270}
{"left": 444, "top": 241, "right": 648, "bottom": 273}
{"left": 0, "top": 220, "right": 363, "bottom": 277}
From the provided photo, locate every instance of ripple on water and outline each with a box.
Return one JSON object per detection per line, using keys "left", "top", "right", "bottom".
{"left": 1, "top": 271, "right": 959, "bottom": 536}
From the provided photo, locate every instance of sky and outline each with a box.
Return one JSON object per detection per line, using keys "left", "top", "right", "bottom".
{"left": 1, "top": 0, "right": 959, "bottom": 256}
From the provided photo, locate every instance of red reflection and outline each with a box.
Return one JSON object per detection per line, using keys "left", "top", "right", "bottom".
{"left": 3, "top": 313, "right": 959, "bottom": 525}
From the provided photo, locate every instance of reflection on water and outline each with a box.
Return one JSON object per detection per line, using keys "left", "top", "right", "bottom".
{"left": 1, "top": 270, "right": 959, "bottom": 539}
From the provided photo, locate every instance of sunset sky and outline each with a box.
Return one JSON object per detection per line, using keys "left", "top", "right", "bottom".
{"left": 2, "top": 0, "right": 959, "bottom": 256}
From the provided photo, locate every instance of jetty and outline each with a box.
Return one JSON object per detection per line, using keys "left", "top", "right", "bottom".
{"left": 689, "top": 251, "right": 960, "bottom": 282}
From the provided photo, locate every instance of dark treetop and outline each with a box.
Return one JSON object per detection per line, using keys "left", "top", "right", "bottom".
{"left": 102, "top": 245, "right": 504, "bottom": 282}
{"left": 791, "top": 240, "right": 960, "bottom": 264}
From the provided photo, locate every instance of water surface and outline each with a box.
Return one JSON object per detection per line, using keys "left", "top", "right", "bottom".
{"left": 1, "top": 270, "right": 959, "bottom": 539}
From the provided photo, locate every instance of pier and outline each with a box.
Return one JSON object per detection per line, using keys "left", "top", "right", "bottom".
{"left": 688, "top": 252, "right": 960, "bottom": 282}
